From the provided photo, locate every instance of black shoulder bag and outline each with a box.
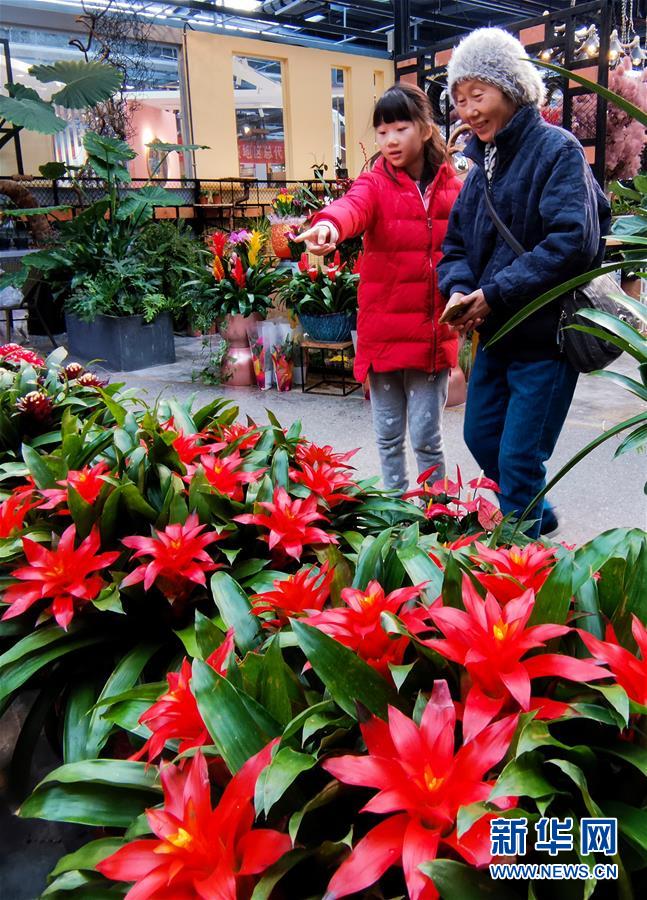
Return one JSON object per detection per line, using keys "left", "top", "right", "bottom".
{"left": 483, "top": 188, "right": 624, "bottom": 373}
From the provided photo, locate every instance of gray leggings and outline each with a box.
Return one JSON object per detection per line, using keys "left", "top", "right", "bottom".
{"left": 369, "top": 368, "right": 449, "bottom": 494}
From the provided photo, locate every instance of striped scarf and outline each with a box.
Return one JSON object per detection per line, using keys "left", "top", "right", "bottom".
{"left": 484, "top": 142, "right": 497, "bottom": 183}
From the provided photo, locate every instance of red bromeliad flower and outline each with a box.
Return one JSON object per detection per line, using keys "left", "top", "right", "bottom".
{"left": 211, "top": 231, "right": 227, "bottom": 258}
{"left": 234, "top": 487, "right": 338, "bottom": 561}
{"left": 97, "top": 745, "right": 291, "bottom": 899}
{"left": 213, "top": 423, "right": 262, "bottom": 452}
{"left": 578, "top": 616, "right": 647, "bottom": 706}
{"left": 252, "top": 562, "right": 333, "bottom": 626}
{"left": 134, "top": 631, "right": 235, "bottom": 762}
{"left": 295, "top": 441, "right": 357, "bottom": 470}
{"left": 306, "top": 580, "right": 428, "bottom": 678}
{"left": 121, "top": 513, "right": 224, "bottom": 602}
{"left": 290, "top": 461, "right": 357, "bottom": 507}
{"left": 231, "top": 256, "right": 246, "bottom": 288}
{"left": 40, "top": 461, "right": 112, "bottom": 510}
{"left": 0, "top": 343, "right": 45, "bottom": 367}
{"left": 322, "top": 681, "right": 518, "bottom": 900}
{"left": 298, "top": 252, "right": 319, "bottom": 282}
{"left": 471, "top": 542, "right": 558, "bottom": 604}
{"left": 1, "top": 524, "right": 119, "bottom": 629}
{"left": 423, "top": 579, "right": 608, "bottom": 740}
{"left": 198, "top": 452, "right": 264, "bottom": 503}
{"left": 0, "top": 488, "right": 39, "bottom": 538}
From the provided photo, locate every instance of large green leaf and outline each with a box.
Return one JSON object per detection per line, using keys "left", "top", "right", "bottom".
{"left": 145, "top": 141, "right": 209, "bottom": 153}
{"left": 0, "top": 636, "right": 104, "bottom": 705}
{"left": 352, "top": 528, "right": 392, "bottom": 590}
{"left": 256, "top": 746, "right": 316, "bottom": 817}
{"left": 291, "top": 619, "right": 396, "bottom": 719}
{"left": 530, "top": 553, "right": 574, "bottom": 625}
{"left": 210, "top": 571, "right": 262, "bottom": 654}
{"left": 29, "top": 60, "right": 123, "bottom": 109}
{"left": 116, "top": 185, "right": 184, "bottom": 221}
{"left": 0, "top": 205, "right": 71, "bottom": 217}
{"left": 19, "top": 760, "right": 160, "bottom": 827}
{"left": 192, "top": 659, "right": 279, "bottom": 773}
{"left": 487, "top": 262, "right": 636, "bottom": 348}
{"left": 83, "top": 131, "right": 135, "bottom": 164}
{"left": 49, "top": 837, "right": 124, "bottom": 878}
{"left": 420, "top": 859, "right": 521, "bottom": 899}
{"left": 84, "top": 643, "right": 158, "bottom": 759}
{"left": 395, "top": 525, "right": 444, "bottom": 602}
{"left": 0, "top": 93, "right": 67, "bottom": 134}
{"left": 489, "top": 751, "right": 556, "bottom": 802}
{"left": 63, "top": 680, "right": 99, "bottom": 764}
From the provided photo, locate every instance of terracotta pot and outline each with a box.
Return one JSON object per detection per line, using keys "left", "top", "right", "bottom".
{"left": 219, "top": 312, "right": 261, "bottom": 346}
{"left": 221, "top": 344, "right": 255, "bottom": 386}
{"left": 270, "top": 222, "right": 295, "bottom": 260}
{"left": 446, "top": 365, "right": 467, "bottom": 408}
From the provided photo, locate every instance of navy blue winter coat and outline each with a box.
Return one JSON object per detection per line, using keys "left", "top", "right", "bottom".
{"left": 437, "top": 105, "right": 611, "bottom": 360}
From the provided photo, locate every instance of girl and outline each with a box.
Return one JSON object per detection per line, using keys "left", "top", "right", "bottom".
{"left": 296, "top": 83, "right": 461, "bottom": 493}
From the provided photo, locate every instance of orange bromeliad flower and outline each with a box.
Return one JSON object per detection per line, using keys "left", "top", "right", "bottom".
{"left": 121, "top": 513, "right": 223, "bottom": 602}
{"left": 98, "top": 746, "right": 291, "bottom": 899}
{"left": 1, "top": 524, "right": 119, "bottom": 629}
{"left": 252, "top": 562, "right": 334, "bottom": 626}
{"left": 234, "top": 487, "right": 338, "bottom": 561}
{"left": 578, "top": 616, "right": 647, "bottom": 706}
{"left": 133, "top": 631, "right": 235, "bottom": 762}
{"left": 322, "top": 681, "right": 519, "bottom": 900}
{"left": 422, "top": 579, "right": 608, "bottom": 740}
{"left": 470, "top": 542, "right": 558, "bottom": 604}
{"left": 198, "top": 451, "right": 265, "bottom": 503}
{"left": 305, "top": 580, "right": 428, "bottom": 679}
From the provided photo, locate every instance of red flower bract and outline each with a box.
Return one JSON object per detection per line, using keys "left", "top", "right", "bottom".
{"left": 98, "top": 745, "right": 291, "bottom": 899}
{"left": 322, "top": 681, "right": 519, "bottom": 900}
{"left": 234, "top": 486, "right": 338, "bottom": 561}
{"left": 290, "top": 461, "right": 358, "bottom": 507}
{"left": 0, "top": 488, "right": 38, "bottom": 538}
{"left": 578, "top": 616, "right": 647, "bottom": 706}
{"left": 198, "top": 451, "right": 264, "bottom": 503}
{"left": 471, "top": 542, "right": 558, "bottom": 604}
{"left": 121, "top": 513, "right": 224, "bottom": 602}
{"left": 134, "top": 630, "right": 236, "bottom": 762}
{"left": 252, "top": 562, "right": 333, "bottom": 626}
{"left": 422, "top": 578, "right": 609, "bottom": 740}
{"left": 295, "top": 441, "right": 357, "bottom": 469}
{"left": 0, "top": 343, "right": 45, "bottom": 367}
{"left": 1, "top": 524, "right": 119, "bottom": 629}
{"left": 40, "top": 461, "right": 112, "bottom": 511}
{"left": 305, "top": 580, "right": 428, "bottom": 679}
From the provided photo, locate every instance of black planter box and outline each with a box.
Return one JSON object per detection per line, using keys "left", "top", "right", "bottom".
{"left": 65, "top": 312, "right": 176, "bottom": 371}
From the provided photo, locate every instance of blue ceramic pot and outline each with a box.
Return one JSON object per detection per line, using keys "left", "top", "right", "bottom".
{"left": 299, "top": 312, "right": 356, "bottom": 343}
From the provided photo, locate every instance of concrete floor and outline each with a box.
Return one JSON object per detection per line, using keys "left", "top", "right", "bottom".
{"left": 80, "top": 335, "right": 646, "bottom": 545}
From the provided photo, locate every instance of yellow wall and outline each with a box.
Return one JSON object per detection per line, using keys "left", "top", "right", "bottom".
{"left": 185, "top": 32, "right": 393, "bottom": 180}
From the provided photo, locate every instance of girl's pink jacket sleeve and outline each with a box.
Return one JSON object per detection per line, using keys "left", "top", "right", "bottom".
{"left": 310, "top": 173, "right": 378, "bottom": 243}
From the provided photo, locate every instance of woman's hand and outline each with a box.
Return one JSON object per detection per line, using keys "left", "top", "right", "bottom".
{"left": 292, "top": 224, "right": 337, "bottom": 257}
{"left": 448, "top": 289, "right": 491, "bottom": 334}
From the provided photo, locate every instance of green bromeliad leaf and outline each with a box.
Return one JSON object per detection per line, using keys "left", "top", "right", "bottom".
{"left": 291, "top": 619, "right": 396, "bottom": 719}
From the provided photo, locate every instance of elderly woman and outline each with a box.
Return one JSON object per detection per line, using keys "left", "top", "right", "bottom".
{"left": 438, "top": 27, "right": 611, "bottom": 537}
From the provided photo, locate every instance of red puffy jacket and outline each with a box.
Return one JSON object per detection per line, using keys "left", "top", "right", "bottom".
{"left": 313, "top": 157, "right": 462, "bottom": 383}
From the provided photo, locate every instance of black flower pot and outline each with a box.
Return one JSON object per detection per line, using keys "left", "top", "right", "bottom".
{"left": 65, "top": 312, "right": 176, "bottom": 371}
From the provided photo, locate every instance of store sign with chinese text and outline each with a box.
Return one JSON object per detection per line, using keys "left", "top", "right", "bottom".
{"left": 238, "top": 140, "right": 285, "bottom": 164}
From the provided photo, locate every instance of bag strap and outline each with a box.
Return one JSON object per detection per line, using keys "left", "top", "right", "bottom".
{"left": 483, "top": 188, "right": 526, "bottom": 257}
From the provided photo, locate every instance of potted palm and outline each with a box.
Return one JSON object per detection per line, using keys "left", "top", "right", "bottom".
{"left": 190, "top": 228, "right": 285, "bottom": 385}
{"left": 279, "top": 251, "right": 359, "bottom": 342}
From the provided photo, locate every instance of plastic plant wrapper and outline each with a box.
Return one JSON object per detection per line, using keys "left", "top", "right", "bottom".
{"left": 247, "top": 324, "right": 268, "bottom": 390}
{"left": 271, "top": 328, "right": 295, "bottom": 392}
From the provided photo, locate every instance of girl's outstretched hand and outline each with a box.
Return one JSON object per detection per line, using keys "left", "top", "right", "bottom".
{"left": 293, "top": 224, "right": 337, "bottom": 256}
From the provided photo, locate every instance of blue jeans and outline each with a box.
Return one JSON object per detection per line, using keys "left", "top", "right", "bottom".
{"left": 464, "top": 345, "right": 579, "bottom": 538}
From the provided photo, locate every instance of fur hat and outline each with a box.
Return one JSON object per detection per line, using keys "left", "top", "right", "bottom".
{"left": 447, "top": 27, "right": 545, "bottom": 108}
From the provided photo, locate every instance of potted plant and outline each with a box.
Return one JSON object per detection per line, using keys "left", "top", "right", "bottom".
{"left": 279, "top": 251, "right": 359, "bottom": 342}
{"left": 190, "top": 228, "right": 285, "bottom": 384}
{"left": 267, "top": 188, "right": 318, "bottom": 260}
